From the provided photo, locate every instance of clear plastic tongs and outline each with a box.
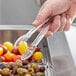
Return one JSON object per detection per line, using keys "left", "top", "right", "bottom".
{"left": 14, "top": 19, "right": 50, "bottom": 60}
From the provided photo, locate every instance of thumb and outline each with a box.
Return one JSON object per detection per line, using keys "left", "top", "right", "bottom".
{"left": 32, "top": 5, "right": 52, "bottom": 26}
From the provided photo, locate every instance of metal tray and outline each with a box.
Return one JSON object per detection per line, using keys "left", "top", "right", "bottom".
{"left": 0, "top": 25, "right": 53, "bottom": 76}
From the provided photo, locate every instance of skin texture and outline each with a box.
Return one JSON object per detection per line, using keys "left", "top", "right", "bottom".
{"left": 32, "top": 0, "right": 76, "bottom": 37}
{"left": 72, "top": 0, "right": 76, "bottom": 4}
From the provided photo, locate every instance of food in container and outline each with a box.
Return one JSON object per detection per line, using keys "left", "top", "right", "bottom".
{"left": 0, "top": 41, "right": 45, "bottom": 76}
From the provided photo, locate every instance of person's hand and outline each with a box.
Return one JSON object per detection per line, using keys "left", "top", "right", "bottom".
{"left": 38, "top": 13, "right": 70, "bottom": 37}
{"left": 32, "top": 0, "right": 76, "bottom": 37}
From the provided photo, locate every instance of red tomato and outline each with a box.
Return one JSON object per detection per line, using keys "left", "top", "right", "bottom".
{"left": 35, "top": 47, "right": 40, "bottom": 52}
{"left": 13, "top": 55, "right": 21, "bottom": 62}
{"left": 12, "top": 48, "right": 20, "bottom": 55}
{"left": 27, "top": 55, "right": 36, "bottom": 62}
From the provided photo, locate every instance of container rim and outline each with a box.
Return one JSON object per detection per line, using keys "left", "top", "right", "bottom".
{"left": 0, "top": 25, "right": 34, "bottom": 30}
{"left": 0, "top": 23, "right": 75, "bottom": 30}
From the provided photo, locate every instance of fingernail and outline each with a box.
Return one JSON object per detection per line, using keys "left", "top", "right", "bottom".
{"left": 32, "top": 20, "right": 39, "bottom": 25}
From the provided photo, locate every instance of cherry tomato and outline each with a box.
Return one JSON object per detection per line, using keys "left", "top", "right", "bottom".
{"left": 3, "top": 42, "right": 13, "bottom": 52}
{"left": 0, "top": 47, "right": 3, "bottom": 56}
{"left": 13, "top": 55, "right": 21, "bottom": 62}
{"left": 33, "top": 52, "right": 43, "bottom": 61}
{"left": 12, "top": 48, "right": 20, "bottom": 55}
{"left": 4, "top": 52, "right": 16, "bottom": 61}
{"left": 18, "top": 41, "right": 28, "bottom": 55}
{"left": 35, "top": 47, "right": 40, "bottom": 52}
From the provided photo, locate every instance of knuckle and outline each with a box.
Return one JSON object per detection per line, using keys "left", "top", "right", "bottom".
{"left": 36, "top": 14, "right": 43, "bottom": 20}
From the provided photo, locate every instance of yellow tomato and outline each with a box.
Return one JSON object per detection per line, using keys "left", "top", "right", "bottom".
{"left": 18, "top": 41, "right": 28, "bottom": 55}
{"left": 4, "top": 52, "right": 16, "bottom": 60}
{"left": 33, "top": 52, "right": 43, "bottom": 61}
{"left": 3, "top": 42, "right": 13, "bottom": 52}
{"left": 0, "top": 47, "right": 3, "bottom": 55}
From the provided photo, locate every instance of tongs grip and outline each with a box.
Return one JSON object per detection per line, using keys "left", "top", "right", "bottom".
{"left": 31, "top": 25, "right": 50, "bottom": 47}
{"left": 14, "top": 18, "right": 50, "bottom": 48}
{"left": 14, "top": 23, "right": 43, "bottom": 48}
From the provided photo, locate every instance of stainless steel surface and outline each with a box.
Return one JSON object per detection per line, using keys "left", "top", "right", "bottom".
{"left": 47, "top": 31, "right": 74, "bottom": 63}
{"left": 0, "top": 25, "right": 75, "bottom": 76}
{"left": 0, "top": 25, "right": 33, "bottom": 30}
{"left": 72, "top": 23, "right": 76, "bottom": 26}
{"left": 47, "top": 32, "right": 71, "bottom": 57}
{"left": 46, "top": 26, "right": 76, "bottom": 76}
{"left": 73, "top": 18, "right": 76, "bottom": 23}
{"left": 0, "top": 25, "right": 53, "bottom": 76}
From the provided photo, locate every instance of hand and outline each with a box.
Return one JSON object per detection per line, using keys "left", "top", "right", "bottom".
{"left": 38, "top": 13, "right": 70, "bottom": 37}
{"left": 32, "top": 0, "right": 76, "bottom": 37}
